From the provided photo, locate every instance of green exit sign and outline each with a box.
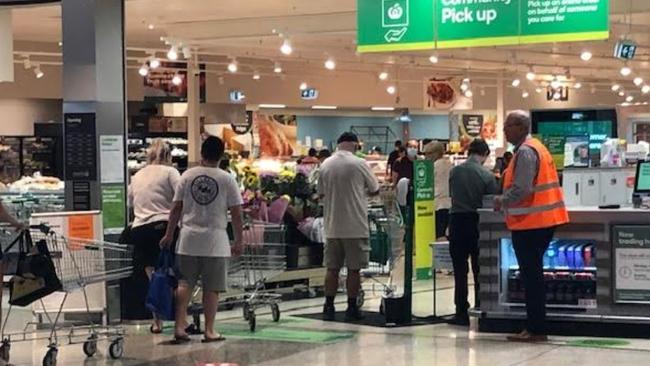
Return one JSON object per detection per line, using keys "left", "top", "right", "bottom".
{"left": 357, "top": 0, "right": 610, "bottom": 52}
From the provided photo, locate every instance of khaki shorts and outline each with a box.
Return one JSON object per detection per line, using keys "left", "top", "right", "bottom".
{"left": 324, "top": 238, "right": 370, "bottom": 270}
{"left": 176, "top": 255, "right": 228, "bottom": 293}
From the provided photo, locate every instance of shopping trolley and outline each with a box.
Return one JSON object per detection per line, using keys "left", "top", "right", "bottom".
{"left": 186, "top": 222, "right": 286, "bottom": 333}
{"left": 337, "top": 190, "right": 403, "bottom": 308}
{"left": 0, "top": 225, "right": 133, "bottom": 366}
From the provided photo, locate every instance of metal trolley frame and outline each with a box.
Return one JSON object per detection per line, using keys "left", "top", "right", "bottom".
{"left": 0, "top": 225, "right": 133, "bottom": 366}
{"left": 187, "top": 221, "right": 286, "bottom": 333}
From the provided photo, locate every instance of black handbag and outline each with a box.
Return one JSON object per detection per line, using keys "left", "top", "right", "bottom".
{"left": 9, "top": 230, "right": 62, "bottom": 307}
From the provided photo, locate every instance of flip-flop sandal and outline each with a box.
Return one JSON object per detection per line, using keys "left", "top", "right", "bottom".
{"left": 172, "top": 334, "right": 191, "bottom": 344}
{"left": 150, "top": 325, "right": 163, "bottom": 334}
{"left": 201, "top": 335, "right": 226, "bottom": 343}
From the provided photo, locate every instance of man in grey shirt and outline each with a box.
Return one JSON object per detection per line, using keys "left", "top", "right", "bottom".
{"left": 318, "top": 132, "right": 380, "bottom": 321}
{"left": 447, "top": 139, "right": 499, "bottom": 326}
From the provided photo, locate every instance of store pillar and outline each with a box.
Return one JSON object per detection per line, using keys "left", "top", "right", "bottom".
{"left": 187, "top": 52, "right": 201, "bottom": 165}
{"left": 61, "top": 0, "right": 127, "bottom": 237}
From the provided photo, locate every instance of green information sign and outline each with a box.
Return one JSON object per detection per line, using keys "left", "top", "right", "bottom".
{"left": 357, "top": 0, "right": 435, "bottom": 52}
{"left": 102, "top": 184, "right": 126, "bottom": 235}
{"left": 357, "top": 0, "right": 609, "bottom": 52}
{"left": 413, "top": 160, "right": 435, "bottom": 280}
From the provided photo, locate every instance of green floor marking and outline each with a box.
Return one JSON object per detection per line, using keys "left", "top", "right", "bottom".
{"left": 566, "top": 339, "right": 631, "bottom": 348}
{"left": 217, "top": 323, "right": 355, "bottom": 344}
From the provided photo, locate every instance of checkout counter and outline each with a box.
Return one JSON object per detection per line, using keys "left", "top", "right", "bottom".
{"left": 473, "top": 165, "right": 650, "bottom": 337}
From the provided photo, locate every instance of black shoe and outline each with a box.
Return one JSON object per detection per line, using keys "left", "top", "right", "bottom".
{"left": 447, "top": 315, "right": 470, "bottom": 326}
{"left": 344, "top": 307, "right": 365, "bottom": 322}
{"left": 323, "top": 304, "right": 336, "bottom": 321}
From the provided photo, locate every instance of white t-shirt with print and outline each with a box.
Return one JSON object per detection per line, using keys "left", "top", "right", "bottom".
{"left": 174, "top": 166, "right": 243, "bottom": 257}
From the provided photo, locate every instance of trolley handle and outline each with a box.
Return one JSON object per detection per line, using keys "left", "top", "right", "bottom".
{"left": 29, "top": 224, "right": 52, "bottom": 234}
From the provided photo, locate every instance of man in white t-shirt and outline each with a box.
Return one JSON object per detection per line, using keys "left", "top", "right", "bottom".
{"left": 318, "top": 132, "right": 380, "bottom": 321}
{"left": 160, "top": 136, "right": 244, "bottom": 343}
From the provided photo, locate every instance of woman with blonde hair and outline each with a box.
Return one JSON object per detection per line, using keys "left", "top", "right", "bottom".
{"left": 128, "top": 139, "right": 181, "bottom": 333}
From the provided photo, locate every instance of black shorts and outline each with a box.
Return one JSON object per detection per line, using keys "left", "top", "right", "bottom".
{"left": 130, "top": 221, "right": 177, "bottom": 268}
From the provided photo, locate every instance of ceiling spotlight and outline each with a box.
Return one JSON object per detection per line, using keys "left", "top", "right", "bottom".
{"left": 620, "top": 65, "right": 632, "bottom": 76}
{"left": 299, "top": 82, "right": 308, "bottom": 90}
{"left": 643, "top": 85, "right": 650, "bottom": 94}
{"left": 535, "top": 87, "right": 543, "bottom": 94}
{"left": 634, "top": 77, "right": 644, "bottom": 86}
{"left": 33, "top": 65, "right": 44, "bottom": 79}
{"left": 580, "top": 51, "right": 592, "bottom": 61}
{"left": 386, "top": 85, "right": 396, "bottom": 95}
{"left": 526, "top": 71, "right": 536, "bottom": 81}
{"left": 172, "top": 73, "right": 182, "bottom": 85}
{"left": 378, "top": 72, "right": 389, "bottom": 80}
{"left": 429, "top": 55, "right": 439, "bottom": 64}
{"left": 574, "top": 82, "right": 582, "bottom": 89}
{"left": 550, "top": 78, "right": 562, "bottom": 89}
{"left": 22, "top": 58, "right": 31, "bottom": 70}
{"left": 460, "top": 83, "right": 469, "bottom": 92}
{"left": 147, "top": 24, "right": 155, "bottom": 30}
{"left": 324, "top": 58, "right": 336, "bottom": 70}
{"left": 149, "top": 57, "right": 160, "bottom": 69}
{"left": 464, "top": 90, "right": 473, "bottom": 98}
{"left": 227, "top": 60, "right": 238, "bottom": 73}
{"left": 57, "top": 41, "right": 63, "bottom": 47}
{"left": 182, "top": 47, "right": 191, "bottom": 59}
{"left": 512, "top": 78, "right": 521, "bottom": 87}
{"left": 253, "top": 71, "right": 261, "bottom": 80}
{"left": 280, "top": 39, "right": 293, "bottom": 55}
{"left": 612, "top": 84, "right": 621, "bottom": 92}
{"left": 167, "top": 46, "right": 178, "bottom": 60}
{"left": 273, "top": 63, "right": 282, "bottom": 73}
{"left": 618, "top": 91, "right": 626, "bottom": 97}
{"left": 522, "top": 91, "right": 530, "bottom": 98}
{"left": 626, "top": 95, "right": 635, "bottom": 102}
{"left": 138, "top": 64, "right": 149, "bottom": 77}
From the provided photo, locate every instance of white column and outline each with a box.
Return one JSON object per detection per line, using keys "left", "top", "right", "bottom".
{"left": 0, "top": 9, "right": 14, "bottom": 83}
{"left": 187, "top": 52, "right": 201, "bottom": 165}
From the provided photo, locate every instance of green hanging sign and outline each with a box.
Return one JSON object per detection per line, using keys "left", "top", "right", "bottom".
{"left": 357, "top": 0, "right": 609, "bottom": 52}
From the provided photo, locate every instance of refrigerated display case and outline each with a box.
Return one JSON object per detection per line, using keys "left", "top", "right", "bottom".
{"left": 500, "top": 238, "right": 597, "bottom": 309}
{"left": 475, "top": 208, "right": 650, "bottom": 338}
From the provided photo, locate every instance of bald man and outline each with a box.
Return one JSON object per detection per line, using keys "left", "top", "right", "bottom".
{"left": 495, "top": 110, "right": 569, "bottom": 342}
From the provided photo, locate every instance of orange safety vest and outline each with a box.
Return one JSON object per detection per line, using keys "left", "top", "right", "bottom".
{"left": 502, "top": 138, "right": 569, "bottom": 231}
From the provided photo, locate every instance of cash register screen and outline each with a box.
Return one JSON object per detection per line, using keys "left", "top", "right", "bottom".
{"left": 634, "top": 161, "right": 650, "bottom": 192}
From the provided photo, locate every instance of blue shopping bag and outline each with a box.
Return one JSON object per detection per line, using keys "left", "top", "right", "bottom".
{"left": 145, "top": 250, "right": 176, "bottom": 321}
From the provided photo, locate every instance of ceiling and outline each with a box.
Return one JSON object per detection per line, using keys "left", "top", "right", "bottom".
{"left": 7, "top": 0, "right": 650, "bottom": 97}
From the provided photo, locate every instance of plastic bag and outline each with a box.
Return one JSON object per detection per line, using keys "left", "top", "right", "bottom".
{"left": 145, "top": 250, "right": 176, "bottom": 321}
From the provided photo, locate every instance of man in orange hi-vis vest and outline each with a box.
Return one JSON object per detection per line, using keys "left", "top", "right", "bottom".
{"left": 494, "top": 111, "right": 569, "bottom": 343}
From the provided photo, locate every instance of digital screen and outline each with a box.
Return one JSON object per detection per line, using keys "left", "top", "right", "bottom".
{"left": 635, "top": 162, "right": 650, "bottom": 192}
{"left": 537, "top": 120, "right": 613, "bottom": 161}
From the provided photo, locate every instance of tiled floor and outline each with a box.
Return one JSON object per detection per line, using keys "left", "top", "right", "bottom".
{"left": 6, "top": 276, "right": 650, "bottom": 366}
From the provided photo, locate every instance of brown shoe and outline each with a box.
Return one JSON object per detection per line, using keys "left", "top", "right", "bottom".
{"left": 507, "top": 330, "right": 548, "bottom": 343}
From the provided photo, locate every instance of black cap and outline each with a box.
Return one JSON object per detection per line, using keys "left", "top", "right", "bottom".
{"left": 337, "top": 132, "right": 359, "bottom": 144}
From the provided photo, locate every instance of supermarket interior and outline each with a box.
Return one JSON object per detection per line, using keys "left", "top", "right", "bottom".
{"left": 3, "top": 0, "right": 650, "bottom": 365}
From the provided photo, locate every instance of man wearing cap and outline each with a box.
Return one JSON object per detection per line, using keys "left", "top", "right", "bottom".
{"left": 318, "top": 132, "right": 380, "bottom": 321}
